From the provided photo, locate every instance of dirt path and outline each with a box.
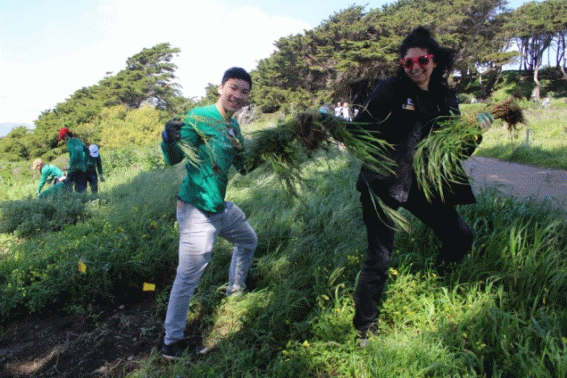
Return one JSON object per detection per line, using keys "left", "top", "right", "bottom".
{"left": 463, "top": 156, "right": 567, "bottom": 209}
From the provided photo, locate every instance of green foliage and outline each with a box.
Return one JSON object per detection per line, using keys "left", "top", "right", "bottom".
{"left": 0, "top": 164, "right": 182, "bottom": 321}
{"left": 251, "top": 0, "right": 523, "bottom": 111}
{"left": 97, "top": 105, "right": 166, "bottom": 148}
{"left": 4, "top": 43, "right": 182, "bottom": 159}
{"left": 2, "top": 123, "right": 567, "bottom": 375}
{"left": 109, "top": 43, "right": 181, "bottom": 110}
{"left": 0, "top": 126, "right": 34, "bottom": 161}
{"left": 0, "top": 192, "right": 91, "bottom": 237}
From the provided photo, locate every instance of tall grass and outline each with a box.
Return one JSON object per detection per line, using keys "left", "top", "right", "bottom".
{"left": 1, "top": 112, "right": 567, "bottom": 376}
{"left": 144, "top": 151, "right": 566, "bottom": 377}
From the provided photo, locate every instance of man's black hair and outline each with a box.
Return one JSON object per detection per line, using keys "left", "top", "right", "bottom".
{"left": 221, "top": 67, "right": 252, "bottom": 89}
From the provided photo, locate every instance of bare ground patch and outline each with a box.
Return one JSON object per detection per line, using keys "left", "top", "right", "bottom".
{"left": 0, "top": 297, "right": 161, "bottom": 378}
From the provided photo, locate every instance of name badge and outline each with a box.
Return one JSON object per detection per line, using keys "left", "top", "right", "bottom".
{"left": 401, "top": 98, "right": 416, "bottom": 111}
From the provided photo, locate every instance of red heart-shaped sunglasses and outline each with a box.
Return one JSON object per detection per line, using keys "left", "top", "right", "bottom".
{"left": 400, "top": 54, "right": 435, "bottom": 69}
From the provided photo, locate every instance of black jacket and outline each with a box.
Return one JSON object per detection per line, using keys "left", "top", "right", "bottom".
{"left": 353, "top": 74, "right": 476, "bottom": 205}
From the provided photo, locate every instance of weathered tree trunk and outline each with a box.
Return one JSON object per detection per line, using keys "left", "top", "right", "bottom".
{"left": 560, "top": 65, "right": 567, "bottom": 81}
{"left": 561, "top": 51, "right": 567, "bottom": 81}
{"left": 531, "top": 66, "right": 541, "bottom": 101}
{"left": 558, "top": 34, "right": 567, "bottom": 81}
{"left": 478, "top": 67, "right": 503, "bottom": 99}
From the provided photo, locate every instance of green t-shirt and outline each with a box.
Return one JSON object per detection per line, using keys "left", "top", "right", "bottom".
{"left": 37, "top": 164, "right": 64, "bottom": 194}
{"left": 86, "top": 154, "right": 103, "bottom": 175}
{"left": 161, "top": 105, "right": 247, "bottom": 214}
{"left": 66, "top": 138, "right": 87, "bottom": 173}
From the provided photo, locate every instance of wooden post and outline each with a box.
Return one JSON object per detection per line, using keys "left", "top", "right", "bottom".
{"left": 526, "top": 128, "right": 530, "bottom": 147}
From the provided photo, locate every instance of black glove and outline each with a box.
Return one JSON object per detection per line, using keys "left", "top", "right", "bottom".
{"left": 163, "top": 119, "right": 183, "bottom": 143}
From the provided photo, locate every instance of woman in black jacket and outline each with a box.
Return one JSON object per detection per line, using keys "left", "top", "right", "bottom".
{"left": 352, "top": 26, "right": 479, "bottom": 342}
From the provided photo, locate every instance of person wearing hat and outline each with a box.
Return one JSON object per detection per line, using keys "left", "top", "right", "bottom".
{"left": 85, "top": 144, "right": 104, "bottom": 193}
{"left": 58, "top": 127, "right": 88, "bottom": 193}
{"left": 32, "top": 158, "right": 65, "bottom": 196}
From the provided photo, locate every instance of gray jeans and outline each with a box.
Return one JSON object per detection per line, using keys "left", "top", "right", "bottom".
{"left": 164, "top": 200, "right": 258, "bottom": 345}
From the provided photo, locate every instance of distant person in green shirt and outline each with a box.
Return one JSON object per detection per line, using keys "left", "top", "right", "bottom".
{"left": 32, "top": 158, "right": 65, "bottom": 196}
{"left": 86, "top": 144, "right": 104, "bottom": 193}
{"left": 160, "top": 67, "right": 258, "bottom": 360}
{"left": 57, "top": 127, "right": 87, "bottom": 193}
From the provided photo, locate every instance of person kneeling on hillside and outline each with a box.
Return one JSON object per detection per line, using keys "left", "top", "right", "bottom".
{"left": 160, "top": 67, "right": 258, "bottom": 360}
{"left": 32, "top": 158, "right": 65, "bottom": 197}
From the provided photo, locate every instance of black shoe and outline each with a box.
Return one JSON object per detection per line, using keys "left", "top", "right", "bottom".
{"left": 161, "top": 339, "right": 188, "bottom": 360}
{"left": 162, "top": 339, "right": 209, "bottom": 360}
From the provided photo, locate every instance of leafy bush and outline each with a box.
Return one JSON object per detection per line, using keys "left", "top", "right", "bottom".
{"left": 0, "top": 166, "right": 183, "bottom": 321}
{"left": 0, "top": 193, "right": 91, "bottom": 237}
{"left": 98, "top": 105, "right": 167, "bottom": 148}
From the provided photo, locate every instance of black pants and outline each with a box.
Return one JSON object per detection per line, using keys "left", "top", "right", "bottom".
{"left": 353, "top": 188, "right": 473, "bottom": 334}
{"left": 86, "top": 171, "right": 98, "bottom": 193}
{"left": 66, "top": 171, "right": 87, "bottom": 193}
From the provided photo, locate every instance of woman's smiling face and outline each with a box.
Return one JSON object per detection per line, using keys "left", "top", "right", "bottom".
{"left": 402, "top": 47, "right": 437, "bottom": 91}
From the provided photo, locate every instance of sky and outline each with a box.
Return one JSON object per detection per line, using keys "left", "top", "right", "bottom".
{"left": 0, "top": 0, "right": 529, "bottom": 137}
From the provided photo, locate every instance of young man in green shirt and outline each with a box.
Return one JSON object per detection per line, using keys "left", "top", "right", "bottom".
{"left": 58, "top": 127, "right": 88, "bottom": 193}
{"left": 160, "top": 67, "right": 258, "bottom": 359}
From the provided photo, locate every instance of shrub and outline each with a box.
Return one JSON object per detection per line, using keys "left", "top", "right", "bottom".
{"left": 0, "top": 193, "right": 92, "bottom": 237}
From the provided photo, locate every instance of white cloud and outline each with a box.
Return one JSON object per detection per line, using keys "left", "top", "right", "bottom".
{"left": 0, "top": 0, "right": 310, "bottom": 126}
{"left": 99, "top": 0, "right": 309, "bottom": 96}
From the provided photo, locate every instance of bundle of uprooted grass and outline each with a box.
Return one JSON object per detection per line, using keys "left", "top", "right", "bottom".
{"left": 291, "top": 111, "right": 395, "bottom": 175}
{"left": 413, "top": 97, "right": 527, "bottom": 202}
{"left": 242, "top": 123, "right": 307, "bottom": 194}
{"left": 489, "top": 97, "right": 526, "bottom": 131}
{"left": 413, "top": 112, "right": 482, "bottom": 202}
{"left": 242, "top": 111, "right": 395, "bottom": 194}
{"left": 175, "top": 111, "right": 394, "bottom": 195}
{"left": 175, "top": 115, "right": 217, "bottom": 169}
{"left": 175, "top": 114, "right": 310, "bottom": 195}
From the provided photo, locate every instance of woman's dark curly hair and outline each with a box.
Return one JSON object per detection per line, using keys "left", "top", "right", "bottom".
{"left": 396, "top": 26, "right": 455, "bottom": 88}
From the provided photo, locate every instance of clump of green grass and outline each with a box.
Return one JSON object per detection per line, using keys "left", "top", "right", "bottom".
{"left": 413, "top": 113, "right": 482, "bottom": 202}
{"left": 413, "top": 98, "right": 528, "bottom": 203}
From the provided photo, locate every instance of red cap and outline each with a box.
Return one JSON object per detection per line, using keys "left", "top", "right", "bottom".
{"left": 58, "top": 127, "right": 69, "bottom": 141}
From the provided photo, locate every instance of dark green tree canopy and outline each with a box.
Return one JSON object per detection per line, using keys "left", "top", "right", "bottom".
{"left": 251, "top": 0, "right": 523, "bottom": 111}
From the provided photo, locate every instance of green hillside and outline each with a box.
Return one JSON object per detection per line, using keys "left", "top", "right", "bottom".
{"left": 1, "top": 0, "right": 567, "bottom": 376}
